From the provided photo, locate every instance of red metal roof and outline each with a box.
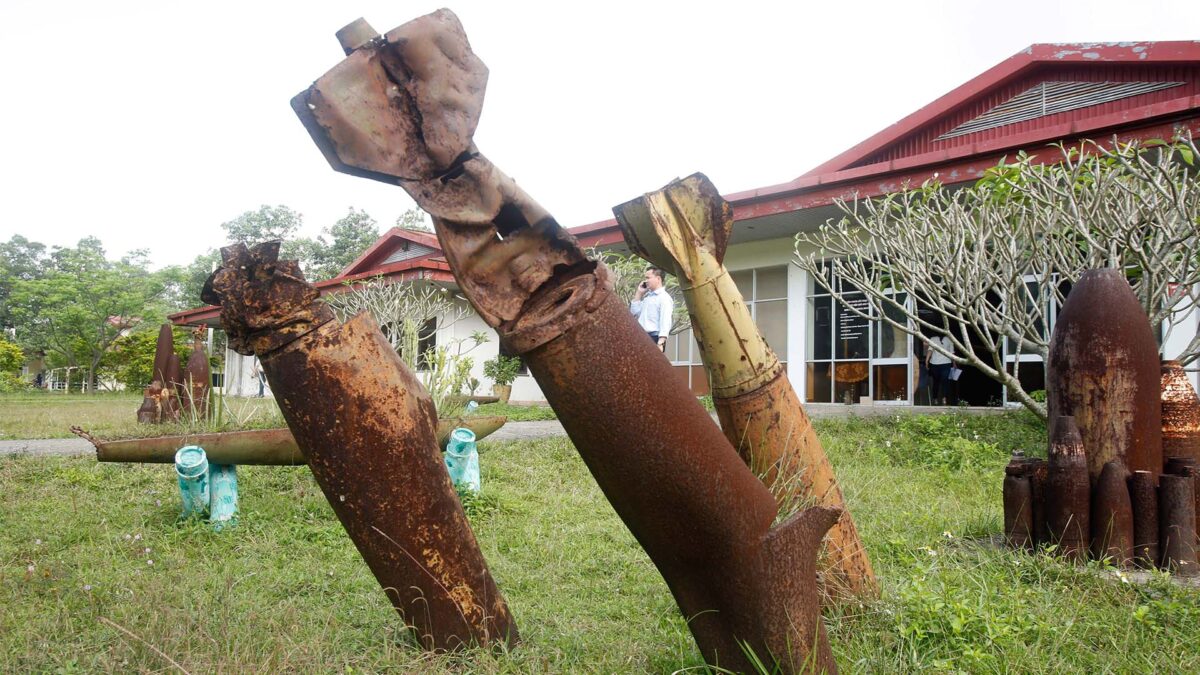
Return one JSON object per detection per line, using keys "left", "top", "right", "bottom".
{"left": 338, "top": 226, "right": 444, "bottom": 277}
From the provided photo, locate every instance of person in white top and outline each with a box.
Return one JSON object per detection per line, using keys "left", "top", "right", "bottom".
{"left": 925, "top": 334, "right": 954, "bottom": 405}
{"left": 629, "top": 267, "right": 673, "bottom": 352}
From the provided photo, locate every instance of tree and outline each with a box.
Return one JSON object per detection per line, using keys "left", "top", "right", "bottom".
{"left": 307, "top": 207, "right": 380, "bottom": 280}
{"left": 396, "top": 207, "right": 434, "bottom": 233}
{"left": 794, "top": 136, "right": 1200, "bottom": 420}
{"left": 221, "top": 204, "right": 304, "bottom": 244}
{"left": 8, "top": 238, "right": 176, "bottom": 391}
{"left": 0, "top": 235, "right": 48, "bottom": 330}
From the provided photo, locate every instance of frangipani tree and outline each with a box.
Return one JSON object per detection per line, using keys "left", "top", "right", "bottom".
{"left": 794, "top": 135, "right": 1200, "bottom": 420}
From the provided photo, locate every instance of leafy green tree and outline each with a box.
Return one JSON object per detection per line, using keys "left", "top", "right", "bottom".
{"left": 307, "top": 207, "right": 380, "bottom": 280}
{"left": 99, "top": 326, "right": 190, "bottom": 391}
{"left": 221, "top": 204, "right": 304, "bottom": 244}
{"left": 396, "top": 207, "right": 433, "bottom": 233}
{"left": 0, "top": 235, "right": 48, "bottom": 330}
{"left": 8, "top": 238, "right": 176, "bottom": 391}
{"left": 0, "top": 336, "right": 23, "bottom": 372}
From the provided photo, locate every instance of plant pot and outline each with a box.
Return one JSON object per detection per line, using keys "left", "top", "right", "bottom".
{"left": 493, "top": 384, "right": 512, "bottom": 404}
{"left": 436, "top": 415, "right": 508, "bottom": 448}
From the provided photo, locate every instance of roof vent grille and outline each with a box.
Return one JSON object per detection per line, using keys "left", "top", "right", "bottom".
{"left": 935, "top": 80, "right": 1184, "bottom": 141}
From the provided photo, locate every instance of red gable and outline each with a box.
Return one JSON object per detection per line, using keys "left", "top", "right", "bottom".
{"left": 339, "top": 227, "right": 444, "bottom": 277}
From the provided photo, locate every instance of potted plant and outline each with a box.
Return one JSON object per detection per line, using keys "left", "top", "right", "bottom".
{"left": 483, "top": 355, "right": 521, "bottom": 404}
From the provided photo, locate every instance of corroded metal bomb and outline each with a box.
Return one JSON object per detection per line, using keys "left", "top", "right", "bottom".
{"left": 1003, "top": 451, "right": 1034, "bottom": 550}
{"left": 151, "top": 323, "right": 175, "bottom": 386}
{"left": 614, "top": 174, "right": 874, "bottom": 600}
{"left": 1167, "top": 458, "right": 1200, "bottom": 541}
{"left": 201, "top": 242, "right": 517, "bottom": 650}
{"left": 185, "top": 329, "right": 211, "bottom": 418}
{"left": 1161, "top": 361, "right": 1200, "bottom": 469}
{"left": 1159, "top": 473, "right": 1198, "bottom": 576}
{"left": 1046, "top": 268, "right": 1163, "bottom": 482}
{"left": 291, "top": 11, "right": 840, "bottom": 672}
{"left": 1028, "top": 458, "right": 1049, "bottom": 547}
{"left": 1129, "top": 470, "right": 1159, "bottom": 568}
{"left": 1089, "top": 461, "right": 1134, "bottom": 565}
{"left": 1046, "top": 416, "right": 1090, "bottom": 561}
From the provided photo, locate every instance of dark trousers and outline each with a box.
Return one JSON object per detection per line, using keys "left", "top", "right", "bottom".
{"left": 930, "top": 363, "right": 952, "bottom": 403}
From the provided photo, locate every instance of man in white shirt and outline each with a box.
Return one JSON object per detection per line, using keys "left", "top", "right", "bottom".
{"left": 630, "top": 267, "right": 673, "bottom": 352}
{"left": 925, "top": 334, "right": 954, "bottom": 405}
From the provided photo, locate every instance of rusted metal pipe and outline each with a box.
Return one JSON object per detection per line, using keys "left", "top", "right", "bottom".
{"left": 291, "top": 11, "right": 840, "bottom": 672}
{"left": 614, "top": 174, "right": 875, "bottom": 600}
{"left": 1129, "top": 470, "right": 1159, "bottom": 568}
{"left": 1046, "top": 416, "right": 1090, "bottom": 561}
{"left": 1089, "top": 461, "right": 1134, "bottom": 566}
{"left": 1046, "top": 269, "right": 1163, "bottom": 482}
{"left": 201, "top": 241, "right": 517, "bottom": 650}
{"left": 1158, "top": 473, "right": 1198, "bottom": 576}
{"left": 79, "top": 417, "right": 508, "bottom": 465}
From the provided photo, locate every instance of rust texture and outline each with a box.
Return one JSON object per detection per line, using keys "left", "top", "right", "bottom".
{"left": 1046, "top": 416, "right": 1090, "bottom": 561}
{"left": 203, "top": 241, "right": 517, "bottom": 650}
{"left": 1003, "top": 451, "right": 1034, "bottom": 550}
{"left": 1167, "top": 459, "right": 1200, "bottom": 541}
{"left": 1027, "top": 458, "right": 1049, "bottom": 546}
{"left": 1158, "top": 474, "right": 1198, "bottom": 576}
{"left": 1161, "top": 360, "right": 1200, "bottom": 468}
{"left": 1089, "top": 461, "right": 1134, "bottom": 565}
{"left": 1129, "top": 470, "right": 1160, "bottom": 568}
{"left": 135, "top": 387, "right": 158, "bottom": 424}
{"left": 1046, "top": 268, "right": 1163, "bottom": 482}
{"left": 85, "top": 428, "right": 306, "bottom": 465}
{"left": 185, "top": 329, "right": 211, "bottom": 418}
{"left": 151, "top": 323, "right": 174, "bottom": 387}
{"left": 291, "top": 11, "right": 840, "bottom": 672}
{"left": 616, "top": 174, "right": 874, "bottom": 600}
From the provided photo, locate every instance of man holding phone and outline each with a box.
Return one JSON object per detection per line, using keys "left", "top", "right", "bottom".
{"left": 630, "top": 267, "right": 673, "bottom": 352}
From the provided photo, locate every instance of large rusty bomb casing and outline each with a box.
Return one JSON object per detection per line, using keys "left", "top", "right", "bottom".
{"left": 614, "top": 174, "right": 874, "bottom": 600}
{"left": 1003, "top": 453, "right": 1034, "bottom": 550}
{"left": 1159, "top": 474, "right": 1198, "bottom": 575}
{"left": 1046, "top": 416, "right": 1090, "bottom": 561}
{"left": 1089, "top": 461, "right": 1134, "bottom": 565}
{"left": 203, "top": 242, "right": 517, "bottom": 650}
{"left": 291, "top": 11, "right": 841, "bottom": 672}
{"left": 1161, "top": 360, "right": 1200, "bottom": 468}
{"left": 1129, "top": 470, "right": 1160, "bottom": 568}
{"left": 1046, "top": 269, "right": 1163, "bottom": 482}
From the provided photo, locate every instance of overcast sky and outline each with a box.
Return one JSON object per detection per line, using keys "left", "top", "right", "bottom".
{"left": 1, "top": 0, "right": 1196, "bottom": 269}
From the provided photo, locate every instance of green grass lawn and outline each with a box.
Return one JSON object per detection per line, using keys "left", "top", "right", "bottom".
{"left": 2, "top": 412, "right": 1197, "bottom": 672}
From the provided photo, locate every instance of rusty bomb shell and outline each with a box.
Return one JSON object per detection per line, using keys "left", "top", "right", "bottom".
{"left": 202, "top": 241, "right": 518, "bottom": 650}
{"left": 185, "top": 333, "right": 211, "bottom": 418}
{"left": 1003, "top": 451, "right": 1034, "bottom": 550}
{"left": 1046, "top": 416, "right": 1090, "bottom": 561}
{"left": 1089, "top": 461, "right": 1134, "bottom": 565}
{"left": 614, "top": 173, "right": 874, "bottom": 600}
{"left": 1046, "top": 268, "right": 1163, "bottom": 482}
{"left": 1161, "top": 360, "right": 1200, "bottom": 469}
{"left": 135, "top": 388, "right": 159, "bottom": 424}
{"left": 291, "top": 11, "right": 840, "bottom": 671}
{"left": 151, "top": 323, "right": 175, "bottom": 386}
{"left": 1158, "top": 473, "right": 1198, "bottom": 576}
{"left": 1129, "top": 470, "right": 1160, "bottom": 568}
{"left": 1167, "top": 459, "right": 1200, "bottom": 542}
{"left": 1027, "top": 458, "right": 1049, "bottom": 547}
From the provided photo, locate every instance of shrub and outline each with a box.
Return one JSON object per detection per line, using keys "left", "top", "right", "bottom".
{"left": 483, "top": 355, "right": 522, "bottom": 387}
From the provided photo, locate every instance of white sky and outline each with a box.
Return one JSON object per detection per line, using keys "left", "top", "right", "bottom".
{"left": 1, "top": 0, "right": 1196, "bottom": 269}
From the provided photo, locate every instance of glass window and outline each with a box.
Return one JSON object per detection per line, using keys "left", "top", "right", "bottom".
{"left": 808, "top": 296, "right": 832, "bottom": 360}
{"left": 835, "top": 295, "right": 870, "bottom": 360}
{"left": 834, "top": 361, "right": 870, "bottom": 403}
{"left": 756, "top": 300, "right": 787, "bottom": 362}
{"left": 806, "top": 362, "right": 833, "bottom": 403}
{"left": 874, "top": 364, "right": 908, "bottom": 401}
{"left": 874, "top": 294, "right": 908, "bottom": 359}
{"left": 756, "top": 267, "right": 788, "bottom": 300}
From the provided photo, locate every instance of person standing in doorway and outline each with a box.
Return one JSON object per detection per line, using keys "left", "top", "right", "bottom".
{"left": 630, "top": 267, "right": 673, "bottom": 352}
{"left": 926, "top": 334, "right": 954, "bottom": 405}
{"left": 251, "top": 358, "right": 266, "bottom": 398}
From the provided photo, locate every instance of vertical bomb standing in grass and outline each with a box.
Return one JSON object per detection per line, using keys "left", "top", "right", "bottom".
{"left": 614, "top": 173, "right": 875, "bottom": 600}
{"left": 201, "top": 241, "right": 518, "bottom": 650}
{"left": 292, "top": 10, "right": 840, "bottom": 672}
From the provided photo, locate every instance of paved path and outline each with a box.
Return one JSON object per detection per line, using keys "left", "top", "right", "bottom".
{"left": 0, "top": 405, "right": 1010, "bottom": 458}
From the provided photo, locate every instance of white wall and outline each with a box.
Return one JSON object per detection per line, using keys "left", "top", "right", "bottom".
{"left": 439, "top": 300, "right": 545, "bottom": 403}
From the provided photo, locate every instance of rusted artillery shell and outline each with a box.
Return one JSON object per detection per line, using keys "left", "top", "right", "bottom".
{"left": 1159, "top": 474, "right": 1198, "bottom": 576}
{"left": 204, "top": 242, "right": 517, "bottom": 650}
{"left": 1167, "top": 460, "right": 1200, "bottom": 542}
{"left": 1161, "top": 360, "right": 1200, "bottom": 468}
{"left": 1046, "top": 269, "right": 1163, "bottom": 482}
{"left": 135, "top": 388, "right": 159, "bottom": 424}
{"left": 1027, "top": 459, "right": 1048, "bottom": 547}
{"left": 1165, "top": 456, "right": 1198, "bottom": 475}
{"left": 1130, "top": 470, "right": 1160, "bottom": 568}
{"left": 521, "top": 282, "right": 839, "bottom": 673}
{"left": 1003, "top": 452, "right": 1034, "bottom": 550}
{"left": 185, "top": 336, "right": 211, "bottom": 418}
{"left": 151, "top": 323, "right": 175, "bottom": 386}
{"left": 1046, "top": 416, "right": 1090, "bottom": 561}
{"left": 1089, "top": 461, "right": 1134, "bottom": 565}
